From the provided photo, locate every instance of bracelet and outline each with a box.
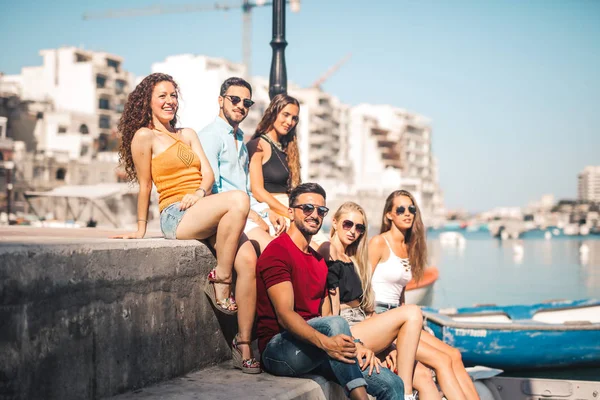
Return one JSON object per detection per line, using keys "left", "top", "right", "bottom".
{"left": 353, "top": 337, "right": 364, "bottom": 345}
{"left": 197, "top": 188, "right": 206, "bottom": 197}
{"left": 137, "top": 219, "right": 148, "bottom": 223}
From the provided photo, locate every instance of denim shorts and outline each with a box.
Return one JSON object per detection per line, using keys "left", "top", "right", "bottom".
{"left": 374, "top": 301, "right": 399, "bottom": 315}
{"left": 340, "top": 306, "right": 366, "bottom": 326}
{"left": 160, "top": 202, "right": 186, "bottom": 239}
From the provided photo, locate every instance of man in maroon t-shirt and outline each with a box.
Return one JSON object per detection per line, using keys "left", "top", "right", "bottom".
{"left": 256, "top": 183, "right": 370, "bottom": 399}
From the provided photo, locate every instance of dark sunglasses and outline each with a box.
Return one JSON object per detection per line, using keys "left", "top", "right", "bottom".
{"left": 342, "top": 220, "right": 366, "bottom": 235}
{"left": 292, "top": 204, "right": 329, "bottom": 218}
{"left": 224, "top": 95, "right": 255, "bottom": 108}
{"left": 396, "top": 205, "right": 417, "bottom": 215}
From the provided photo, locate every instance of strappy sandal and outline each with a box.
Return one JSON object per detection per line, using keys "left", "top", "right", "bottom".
{"left": 204, "top": 268, "right": 237, "bottom": 315}
{"left": 232, "top": 334, "right": 261, "bottom": 374}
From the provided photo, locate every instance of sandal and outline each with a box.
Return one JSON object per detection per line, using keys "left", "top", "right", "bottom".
{"left": 204, "top": 268, "right": 237, "bottom": 315}
{"left": 232, "top": 334, "right": 261, "bottom": 374}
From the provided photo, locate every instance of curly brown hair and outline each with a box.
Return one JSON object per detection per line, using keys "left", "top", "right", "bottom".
{"left": 117, "top": 73, "right": 180, "bottom": 182}
{"left": 252, "top": 94, "right": 301, "bottom": 190}
{"left": 380, "top": 190, "right": 428, "bottom": 282}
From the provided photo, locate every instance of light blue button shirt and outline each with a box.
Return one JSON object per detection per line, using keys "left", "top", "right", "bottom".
{"left": 198, "top": 117, "right": 258, "bottom": 206}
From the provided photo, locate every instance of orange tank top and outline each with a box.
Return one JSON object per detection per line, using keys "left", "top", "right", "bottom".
{"left": 151, "top": 130, "right": 202, "bottom": 212}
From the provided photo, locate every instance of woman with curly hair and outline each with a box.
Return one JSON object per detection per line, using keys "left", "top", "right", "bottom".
{"left": 112, "top": 73, "right": 261, "bottom": 374}
{"left": 370, "top": 190, "right": 479, "bottom": 399}
{"left": 247, "top": 94, "right": 301, "bottom": 220}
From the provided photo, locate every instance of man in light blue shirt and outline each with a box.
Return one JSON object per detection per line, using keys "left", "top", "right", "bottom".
{"left": 198, "top": 77, "right": 285, "bottom": 252}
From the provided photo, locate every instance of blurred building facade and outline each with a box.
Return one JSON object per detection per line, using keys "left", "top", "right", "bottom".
{"left": 578, "top": 166, "right": 600, "bottom": 202}
{"left": 0, "top": 47, "right": 135, "bottom": 218}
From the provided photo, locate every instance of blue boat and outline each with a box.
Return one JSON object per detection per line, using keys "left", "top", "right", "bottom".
{"left": 422, "top": 299, "right": 600, "bottom": 370}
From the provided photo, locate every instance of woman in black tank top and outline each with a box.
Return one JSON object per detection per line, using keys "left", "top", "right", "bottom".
{"left": 248, "top": 94, "right": 301, "bottom": 220}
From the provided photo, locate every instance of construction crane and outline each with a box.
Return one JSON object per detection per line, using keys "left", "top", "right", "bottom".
{"left": 83, "top": 1, "right": 301, "bottom": 78}
{"left": 311, "top": 53, "right": 352, "bottom": 89}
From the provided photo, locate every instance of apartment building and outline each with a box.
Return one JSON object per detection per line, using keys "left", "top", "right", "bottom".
{"left": 346, "top": 104, "right": 443, "bottom": 223}
{"left": 17, "top": 46, "right": 134, "bottom": 158}
{"left": 578, "top": 166, "right": 600, "bottom": 202}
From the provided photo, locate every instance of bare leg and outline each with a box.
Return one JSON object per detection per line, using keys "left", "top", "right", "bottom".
{"left": 232, "top": 236, "right": 257, "bottom": 360}
{"left": 350, "top": 305, "right": 423, "bottom": 394}
{"left": 420, "top": 331, "right": 479, "bottom": 400}
{"left": 246, "top": 226, "right": 273, "bottom": 254}
{"left": 417, "top": 340, "right": 467, "bottom": 400}
{"left": 413, "top": 362, "right": 442, "bottom": 400}
{"left": 176, "top": 190, "right": 249, "bottom": 301}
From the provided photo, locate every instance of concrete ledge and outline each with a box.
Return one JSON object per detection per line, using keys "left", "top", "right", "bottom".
{"left": 108, "top": 362, "right": 348, "bottom": 400}
{"left": 1, "top": 227, "right": 237, "bottom": 400}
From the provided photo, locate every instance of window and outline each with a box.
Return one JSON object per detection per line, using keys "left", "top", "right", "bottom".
{"left": 96, "top": 75, "right": 107, "bottom": 88}
{"left": 79, "top": 124, "right": 89, "bottom": 135}
{"left": 115, "top": 103, "right": 124, "bottom": 113}
{"left": 56, "top": 168, "right": 67, "bottom": 181}
{"left": 80, "top": 145, "right": 89, "bottom": 157}
{"left": 107, "top": 59, "right": 120, "bottom": 71}
{"left": 115, "top": 79, "right": 126, "bottom": 94}
{"left": 58, "top": 126, "right": 67, "bottom": 134}
{"left": 98, "top": 98, "right": 110, "bottom": 110}
{"left": 99, "top": 115, "right": 111, "bottom": 129}
{"left": 75, "top": 53, "right": 90, "bottom": 63}
{"left": 98, "top": 133, "right": 109, "bottom": 151}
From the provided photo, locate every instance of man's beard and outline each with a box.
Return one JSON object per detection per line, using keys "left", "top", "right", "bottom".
{"left": 223, "top": 107, "right": 246, "bottom": 126}
{"left": 295, "top": 218, "right": 322, "bottom": 236}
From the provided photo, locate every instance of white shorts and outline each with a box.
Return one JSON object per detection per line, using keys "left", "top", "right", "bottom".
{"left": 244, "top": 202, "right": 274, "bottom": 234}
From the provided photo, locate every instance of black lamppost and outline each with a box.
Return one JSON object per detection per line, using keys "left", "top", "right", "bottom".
{"left": 269, "top": 0, "right": 287, "bottom": 99}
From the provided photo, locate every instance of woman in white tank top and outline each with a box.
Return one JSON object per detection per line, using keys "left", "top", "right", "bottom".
{"left": 369, "top": 190, "right": 480, "bottom": 400}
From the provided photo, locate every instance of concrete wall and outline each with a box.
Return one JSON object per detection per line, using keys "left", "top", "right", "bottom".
{"left": 0, "top": 234, "right": 236, "bottom": 400}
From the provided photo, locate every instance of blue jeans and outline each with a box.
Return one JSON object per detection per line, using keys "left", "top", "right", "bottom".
{"left": 160, "top": 202, "right": 186, "bottom": 239}
{"left": 262, "top": 316, "right": 366, "bottom": 396}
{"left": 262, "top": 316, "right": 404, "bottom": 399}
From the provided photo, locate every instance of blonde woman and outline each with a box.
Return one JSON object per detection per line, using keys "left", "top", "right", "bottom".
{"left": 318, "top": 202, "right": 424, "bottom": 400}
{"left": 370, "top": 190, "right": 480, "bottom": 399}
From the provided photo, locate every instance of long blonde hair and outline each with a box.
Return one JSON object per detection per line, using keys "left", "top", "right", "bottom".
{"left": 252, "top": 94, "right": 301, "bottom": 190}
{"left": 330, "top": 202, "right": 375, "bottom": 313}
{"left": 380, "top": 190, "right": 427, "bottom": 282}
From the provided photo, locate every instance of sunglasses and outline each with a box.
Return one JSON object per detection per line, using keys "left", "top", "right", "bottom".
{"left": 342, "top": 220, "right": 366, "bottom": 235}
{"left": 292, "top": 204, "right": 329, "bottom": 218}
{"left": 224, "top": 95, "right": 255, "bottom": 109}
{"left": 396, "top": 205, "right": 417, "bottom": 215}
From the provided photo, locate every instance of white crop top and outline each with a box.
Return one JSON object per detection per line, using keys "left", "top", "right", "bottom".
{"left": 371, "top": 236, "right": 412, "bottom": 305}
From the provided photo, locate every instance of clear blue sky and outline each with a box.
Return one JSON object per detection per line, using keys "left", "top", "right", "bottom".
{"left": 1, "top": 0, "right": 599, "bottom": 212}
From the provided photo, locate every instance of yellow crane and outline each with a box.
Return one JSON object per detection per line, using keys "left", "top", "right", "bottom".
{"left": 83, "top": 1, "right": 301, "bottom": 78}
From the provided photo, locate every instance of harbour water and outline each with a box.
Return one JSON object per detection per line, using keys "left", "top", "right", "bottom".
{"left": 427, "top": 232, "right": 600, "bottom": 308}
{"left": 426, "top": 231, "right": 600, "bottom": 380}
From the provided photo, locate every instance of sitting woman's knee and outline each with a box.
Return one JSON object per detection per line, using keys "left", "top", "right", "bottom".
{"left": 448, "top": 347, "right": 464, "bottom": 366}
{"left": 433, "top": 351, "right": 453, "bottom": 371}
{"left": 235, "top": 241, "right": 257, "bottom": 276}
{"left": 403, "top": 304, "right": 423, "bottom": 322}
{"left": 230, "top": 190, "right": 250, "bottom": 213}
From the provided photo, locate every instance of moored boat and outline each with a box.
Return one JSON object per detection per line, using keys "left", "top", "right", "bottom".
{"left": 405, "top": 266, "right": 439, "bottom": 306}
{"left": 473, "top": 376, "right": 600, "bottom": 400}
{"left": 422, "top": 299, "right": 600, "bottom": 370}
